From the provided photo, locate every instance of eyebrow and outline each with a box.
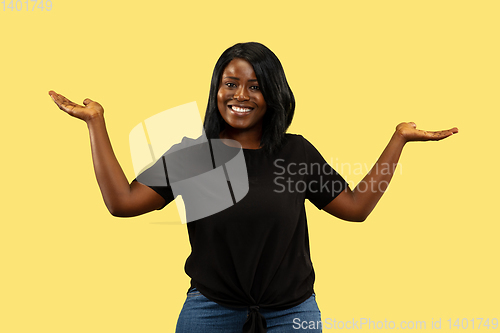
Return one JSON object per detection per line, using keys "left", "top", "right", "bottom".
{"left": 223, "top": 76, "right": 258, "bottom": 82}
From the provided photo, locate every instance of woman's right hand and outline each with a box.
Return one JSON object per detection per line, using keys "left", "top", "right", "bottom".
{"left": 49, "top": 90, "right": 104, "bottom": 122}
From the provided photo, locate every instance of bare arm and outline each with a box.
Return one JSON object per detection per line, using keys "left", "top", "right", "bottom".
{"left": 323, "top": 122, "right": 458, "bottom": 222}
{"left": 49, "top": 91, "right": 166, "bottom": 217}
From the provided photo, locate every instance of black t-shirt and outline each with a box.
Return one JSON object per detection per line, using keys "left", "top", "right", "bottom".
{"left": 136, "top": 133, "right": 348, "bottom": 331}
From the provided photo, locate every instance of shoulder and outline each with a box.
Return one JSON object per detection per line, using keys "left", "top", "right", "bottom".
{"left": 282, "top": 133, "right": 327, "bottom": 162}
{"left": 275, "top": 133, "right": 312, "bottom": 160}
{"left": 283, "top": 133, "right": 306, "bottom": 145}
{"left": 283, "top": 133, "right": 315, "bottom": 150}
{"left": 159, "top": 135, "right": 208, "bottom": 157}
{"left": 284, "top": 133, "right": 303, "bottom": 140}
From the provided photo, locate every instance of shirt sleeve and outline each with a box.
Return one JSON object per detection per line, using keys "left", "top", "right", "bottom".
{"left": 133, "top": 182, "right": 175, "bottom": 210}
{"left": 132, "top": 135, "right": 212, "bottom": 210}
{"left": 301, "top": 135, "right": 349, "bottom": 210}
{"left": 132, "top": 138, "right": 194, "bottom": 210}
{"left": 132, "top": 153, "right": 175, "bottom": 210}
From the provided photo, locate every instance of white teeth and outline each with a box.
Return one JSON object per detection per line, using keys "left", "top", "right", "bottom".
{"left": 231, "top": 106, "right": 252, "bottom": 112}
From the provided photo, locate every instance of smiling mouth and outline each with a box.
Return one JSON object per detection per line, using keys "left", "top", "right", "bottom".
{"left": 229, "top": 105, "right": 254, "bottom": 114}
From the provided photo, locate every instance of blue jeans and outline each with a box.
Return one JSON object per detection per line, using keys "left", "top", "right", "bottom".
{"left": 175, "top": 288, "right": 322, "bottom": 332}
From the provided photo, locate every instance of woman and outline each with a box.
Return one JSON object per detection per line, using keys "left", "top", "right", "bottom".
{"left": 49, "top": 42, "right": 458, "bottom": 333}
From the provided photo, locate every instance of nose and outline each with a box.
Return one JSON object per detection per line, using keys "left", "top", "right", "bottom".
{"left": 233, "top": 86, "right": 249, "bottom": 101}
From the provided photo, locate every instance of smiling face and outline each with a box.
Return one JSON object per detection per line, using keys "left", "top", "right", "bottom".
{"left": 217, "top": 58, "right": 267, "bottom": 137}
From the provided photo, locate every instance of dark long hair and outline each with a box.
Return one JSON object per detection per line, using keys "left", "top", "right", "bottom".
{"left": 203, "top": 42, "right": 295, "bottom": 155}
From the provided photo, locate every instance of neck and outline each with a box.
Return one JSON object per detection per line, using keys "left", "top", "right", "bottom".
{"left": 219, "top": 127, "right": 263, "bottom": 149}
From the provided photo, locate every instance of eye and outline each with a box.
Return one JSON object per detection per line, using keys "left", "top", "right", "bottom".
{"left": 250, "top": 86, "right": 260, "bottom": 91}
{"left": 225, "top": 82, "right": 236, "bottom": 88}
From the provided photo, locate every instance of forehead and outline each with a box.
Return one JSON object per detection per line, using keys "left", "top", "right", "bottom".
{"left": 222, "top": 58, "right": 257, "bottom": 79}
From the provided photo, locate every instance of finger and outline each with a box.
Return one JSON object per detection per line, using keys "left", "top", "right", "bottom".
{"left": 427, "top": 129, "right": 457, "bottom": 141}
{"left": 50, "top": 92, "right": 65, "bottom": 105}
{"left": 59, "top": 94, "right": 74, "bottom": 105}
{"left": 438, "top": 128, "right": 458, "bottom": 136}
{"left": 49, "top": 91, "right": 60, "bottom": 104}
{"left": 55, "top": 96, "right": 81, "bottom": 113}
{"left": 409, "top": 122, "right": 417, "bottom": 128}
{"left": 51, "top": 93, "right": 66, "bottom": 108}
{"left": 50, "top": 93, "right": 78, "bottom": 111}
{"left": 48, "top": 90, "right": 57, "bottom": 101}
{"left": 83, "top": 98, "right": 93, "bottom": 106}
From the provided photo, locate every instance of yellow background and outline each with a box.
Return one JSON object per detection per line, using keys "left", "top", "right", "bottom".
{"left": 1, "top": 0, "right": 498, "bottom": 332}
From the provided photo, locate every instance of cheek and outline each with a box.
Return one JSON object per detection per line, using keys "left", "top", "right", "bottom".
{"left": 217, "top": 89, "right": 225, "bottom": 106}
{"left": 217, "top": 90, "right": 228, "bottom": 116}
{"left": 258, "top": 97, "right": 267, "bottom": 111}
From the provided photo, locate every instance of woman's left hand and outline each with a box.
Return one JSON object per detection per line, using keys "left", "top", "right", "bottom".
{"left": 395, "top": 122, "right": 458, "bottom": 143}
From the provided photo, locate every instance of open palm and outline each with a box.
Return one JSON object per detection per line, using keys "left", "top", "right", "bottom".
{"left": 49, "top": 90, "right": 104, "bottom": 122}
{"left": 396, "top": 122, "right": 458, "bottom": 142}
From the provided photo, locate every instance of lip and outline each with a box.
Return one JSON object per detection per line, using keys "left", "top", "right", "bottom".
{"left": 229, "top": 104, "right": 254, "bottom": 109}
